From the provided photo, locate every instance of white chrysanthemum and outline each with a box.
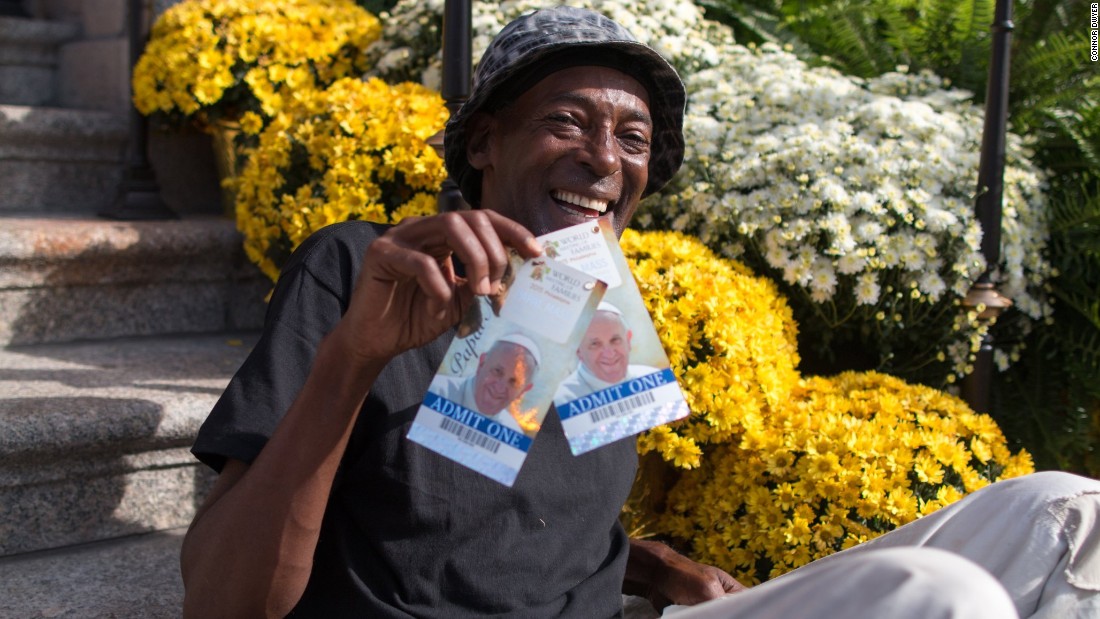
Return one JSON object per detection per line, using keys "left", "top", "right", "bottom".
{"left": 918, "top": 271, "right": 947, "bottom": 301}
{"left": 809, "top": 259, "right": 838, "bottom": 302}
{"left": 855, "top": 273, "right": 882, "bottom": 305}
{"left": 643, "top": 42, "right": 1050, "bottom": 382}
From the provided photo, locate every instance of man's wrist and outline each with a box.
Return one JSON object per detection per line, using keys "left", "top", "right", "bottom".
{"left": 317, "top": 324, "right": 389, "bottom": 391}
{"left": 626, "top": 538, "right": 675, "bottom": 586}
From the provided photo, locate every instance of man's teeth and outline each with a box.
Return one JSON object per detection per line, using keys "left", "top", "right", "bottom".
{"left": 552, "top": 190, "right": 608, "bottom": 214}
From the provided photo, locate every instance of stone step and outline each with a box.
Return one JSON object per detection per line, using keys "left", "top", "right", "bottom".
{"left": 0, "top": 530, "right": 660, "bottom": 619}
{"left": 0, "top": 331, "right": 256, "bottom": 556}
{"left": 0, "top": 15, "right": 79, "bottom": 106}
{"left": 0, "top": 105, "right": 130, "bottom": 213}
{"left": 0, "top": 215, "right": 268, "bottom": 346}
{"left": 0, "top": 527, "right": 186, "bottom": 618}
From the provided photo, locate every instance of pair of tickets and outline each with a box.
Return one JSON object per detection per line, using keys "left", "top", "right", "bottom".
{"left": 406, "top": 220, "right": 690, "bottom": 486}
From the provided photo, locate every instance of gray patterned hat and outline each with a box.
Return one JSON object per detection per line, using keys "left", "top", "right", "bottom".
{"left": 444, "top": 6, "right": 686, "bottom": 206}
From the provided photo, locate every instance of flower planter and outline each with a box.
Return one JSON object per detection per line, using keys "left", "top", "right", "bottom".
{"left": 146, "top": 125, "right": 224, "bottom": 216}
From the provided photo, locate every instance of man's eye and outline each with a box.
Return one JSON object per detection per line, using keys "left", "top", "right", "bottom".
{"left": 546, "top": 113, "right": 578, "bottom": 126}
{"left": 620, "top": 132, "right": 651, "bottom": 150}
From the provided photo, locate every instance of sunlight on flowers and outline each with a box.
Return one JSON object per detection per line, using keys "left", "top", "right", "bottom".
{"left": 234, "top": 77, "right": 448, "bottom": 281}
{"left": 132, "top": 0, "right": 380, "bottom": 133}
{"left": 639, "top": 371, "right": 1033, "bottom": 585}
{"left": 622, "top": 230, "right": 802, "bottom": 462}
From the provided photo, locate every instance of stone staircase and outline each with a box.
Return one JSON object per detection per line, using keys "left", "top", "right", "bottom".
{"left": 0, "top": 3, "right": 269, "bottom": 616}
{"left": 0, "top": 12, "right": 129, "bottom": 214}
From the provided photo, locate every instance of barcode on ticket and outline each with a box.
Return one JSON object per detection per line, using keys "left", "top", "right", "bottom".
{"left": 588, "top": 391, "right": 657, "bottom": 424}
{"left": 440, "top": 418, "right": 501, "bottom": 454}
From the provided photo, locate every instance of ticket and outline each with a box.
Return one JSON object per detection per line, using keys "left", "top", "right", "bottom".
{"left": 408, "top": 252, "right": 606, "bottom": 486}
{"left": 544, "top": 220, "right": 690, "bottom": 455}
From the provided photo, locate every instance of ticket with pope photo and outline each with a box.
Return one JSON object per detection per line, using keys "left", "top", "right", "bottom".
{"left": 407, "top": 250, "right": 606, "bottom": 486}
{"left": 543, "top": 220, "right": 690, "bottom": 455}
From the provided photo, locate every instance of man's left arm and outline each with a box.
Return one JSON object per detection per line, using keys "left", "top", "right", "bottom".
{"left": 624, "top": 538, "right": 748, "bottom": 610}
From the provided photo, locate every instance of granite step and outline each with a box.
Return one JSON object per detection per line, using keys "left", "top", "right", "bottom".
{"left": 0, "top": 215, "right": 268, "bottom": 346}
{"left": 0, "top": 15, "right": 79, "bottom": 106}
{"left": 0, "top": 527, "right": 186, "bottom": 618}
{"left": 0, "top": 105, "right": 130, "bottom": 213}
{"left": 0, "top": 331, "right": 257, "bottom": 556}
{"left": 0, "top": 529, "right": 661, "bottom": 619}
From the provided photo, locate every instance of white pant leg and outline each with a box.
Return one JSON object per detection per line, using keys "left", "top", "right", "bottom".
{"left": 805, "top": 471, "right": 1100, "bottom": 619}
{"left": 665, "top": 546, "right": 1017, "bottom": 619}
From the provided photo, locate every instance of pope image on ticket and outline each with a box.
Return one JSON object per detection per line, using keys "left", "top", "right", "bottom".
{"left": 407, "top": 249, "right": 607, "bottom": 487}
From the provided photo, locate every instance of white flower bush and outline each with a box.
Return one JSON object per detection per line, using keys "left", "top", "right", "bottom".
{"left": 641, "top": 43, "right": 1051, "bottom": 385}
{"left": 363, "top": 2, "right": 1052, "bottom": 387}
{"left": 362, "top": 0, "right": 735, "bottom": 89}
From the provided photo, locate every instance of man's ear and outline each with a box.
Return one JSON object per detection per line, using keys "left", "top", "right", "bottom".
{"left": 465, "top": 112, "right": 495, "bottom": 171}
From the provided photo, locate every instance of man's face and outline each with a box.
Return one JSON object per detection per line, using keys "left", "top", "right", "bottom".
{"left": 468, "top": 65, "right": 652, "bottom": 237}
{"left": 577, "top": 311, "right": 631, "bottom": 383}
{"left": 474, "top": 342, "right": 534, "bottom": 414}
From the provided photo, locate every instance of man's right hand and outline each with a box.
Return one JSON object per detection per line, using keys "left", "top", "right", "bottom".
{"left": 334, "top": 210, "right": 543, "bottom": 365}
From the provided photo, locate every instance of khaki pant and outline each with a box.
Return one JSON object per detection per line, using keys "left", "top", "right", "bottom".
{"left": 638, "top": 471, "right": 1100, "bottom": 619}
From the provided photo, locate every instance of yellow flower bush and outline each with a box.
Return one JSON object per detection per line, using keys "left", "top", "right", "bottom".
{"left": 235, "top": 77, "right": 448, "bottom": 281}
{"left": 650, "top": 371, "right": 1034, "bottom": 584}
{"left": 622, "top": 230, "right": 802, "bottom": 466}
{"left": 132, "top": 0, "right": 380, "bottom": 131}
{"left": 620, "top": 231, "right": 1032, "bottom": 584}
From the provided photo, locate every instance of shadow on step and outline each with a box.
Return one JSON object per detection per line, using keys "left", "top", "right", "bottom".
{"left": 0, "top": 334, "right": 254, "bottom": 556}
{"left": 0, "top": 395, "right": 218, "bottom": 557}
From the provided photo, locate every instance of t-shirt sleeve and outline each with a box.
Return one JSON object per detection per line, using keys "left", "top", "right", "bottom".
{"left": 192, "top": 222, "right": 380, "bottom": 472}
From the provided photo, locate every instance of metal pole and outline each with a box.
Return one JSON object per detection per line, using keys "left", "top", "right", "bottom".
{"left": 0, "top": 1, "right": 28, "bottom": 17}
{"left": 428, "top": 0, "right": 471, "bottom": 213}
{"left": 101, "top": 0, "right": 176, "bottom": 220}
{"left": 961, "top": 0, "right": 1014, "bottom": 413}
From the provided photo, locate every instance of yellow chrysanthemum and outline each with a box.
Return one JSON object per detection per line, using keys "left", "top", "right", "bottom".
{"left": 623, "top": 230, "right": 802, "bottom": 460}
{"left": 132, "top": 0, "right": 380, "bottom": 132}
{"left": 235, "top": 77, "right": 448, "bottom": 281}
{"left": 628, "top": 364, "right": 1033, "bottom": 585}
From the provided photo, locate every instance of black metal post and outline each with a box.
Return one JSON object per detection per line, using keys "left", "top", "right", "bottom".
{"left": 101, "top": 0, "right": 176, "bottom": 220}
{"left": 429, "top": 0, "right": 471, "bottom": 213}
{"left": 961, "top": 0, "right": 1014, "bottom": 413}
{"left": 0, "top": 1, "right": 28, "bottom": 17}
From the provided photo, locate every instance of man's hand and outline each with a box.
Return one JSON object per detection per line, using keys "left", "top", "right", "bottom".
{"left": 336, "top": 210, "right": 543, "bottom": 365}
{"left": 626, "top": 538, "right": 747, "bottom": 610}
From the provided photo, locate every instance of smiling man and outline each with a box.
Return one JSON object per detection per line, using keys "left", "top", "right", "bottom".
{"left": 180, "top": 7, "right": 737, "bottom": 618}
{"left": 180, "top": 6, "right": 1100, "bottom": 619}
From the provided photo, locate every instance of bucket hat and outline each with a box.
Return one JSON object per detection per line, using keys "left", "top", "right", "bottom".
{"left": 444, "top": 6, "right": 686, "bottom": 206}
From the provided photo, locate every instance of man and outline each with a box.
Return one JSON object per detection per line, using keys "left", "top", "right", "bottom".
{"left": 182, "top": 6, "right": 1099, "bottom": 619}
{"left": 556, "top": 302, "right": 660, "bottom": 402}
{"left": 430, "top": 334, "right": 539, "bottom": 432}
{"left": 182, "top": 8, "right": 738, "bottom": 618}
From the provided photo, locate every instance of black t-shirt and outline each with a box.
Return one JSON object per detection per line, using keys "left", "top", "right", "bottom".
{"left": 193, "top": 221, "right": 639, "bottom": 618}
